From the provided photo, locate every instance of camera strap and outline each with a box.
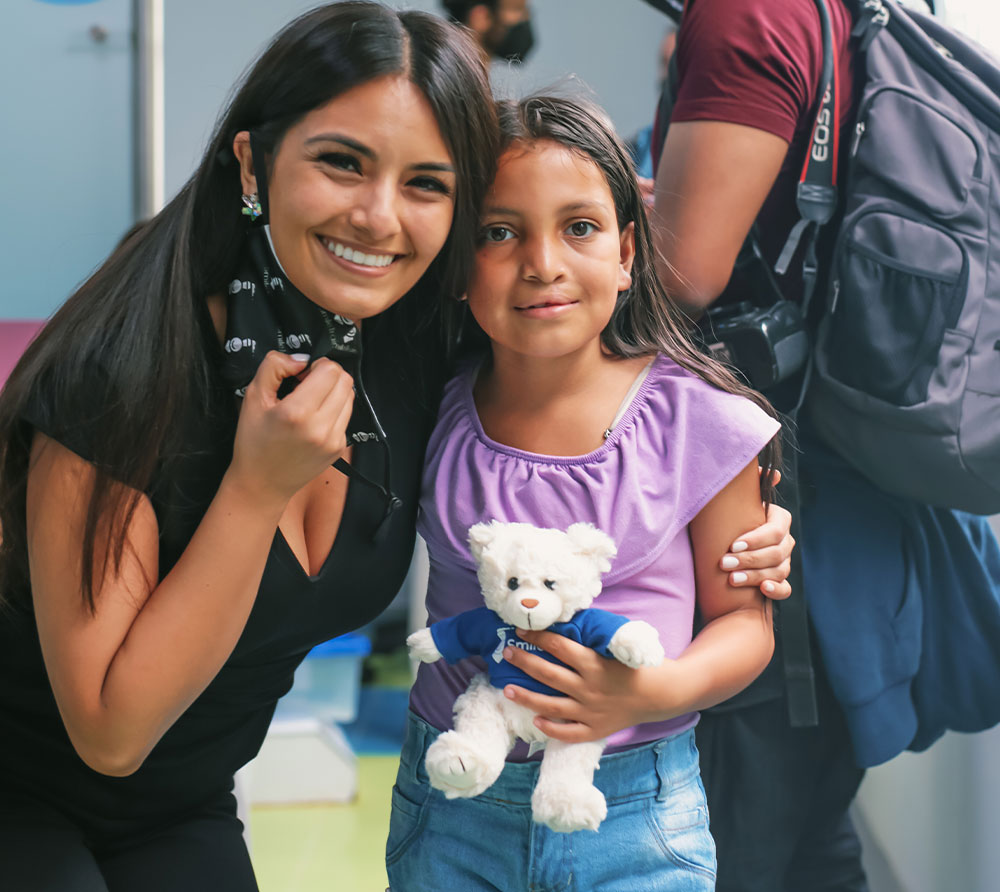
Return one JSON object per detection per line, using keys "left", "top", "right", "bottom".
{"left": 770, "top": 0, "right": 841, "bottom": 730}
{"left": 775, "top": 0, "right": 839, "bottom": 322}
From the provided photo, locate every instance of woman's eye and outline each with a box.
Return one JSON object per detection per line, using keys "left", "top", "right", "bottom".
{"left": 507, "top": 577, "right": 519, "bottom": 591}
{"left": 567, "top": 221, "right": 596, "bottom": 237}
{"left": 481, "top": 226, "right": 513, "bottom": 243}
{"left": 409, "top": 176, "right": 451, "bottom": 196}
{"left": 318, "top": 152, "right": 361, "bottom": 174}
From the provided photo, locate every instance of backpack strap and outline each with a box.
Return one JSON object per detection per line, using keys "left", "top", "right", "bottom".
{"left": 650, "top": 0, "right": 686, "bottom": 175}
{"left": 637, "top": 0, "right": 684, "bottom": 19}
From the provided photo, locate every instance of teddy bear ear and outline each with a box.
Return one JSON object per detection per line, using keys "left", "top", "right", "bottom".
{"left": 468, "top": 521, "right": 499, "bottom": 562}
{"left": 566, "top": 523, "right": 618, "bottom": 571}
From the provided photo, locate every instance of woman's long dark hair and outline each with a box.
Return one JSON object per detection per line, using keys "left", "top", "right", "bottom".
{"left": 0, "top": 2, "right": 498, "bottom": 612}
{"left": 490, "top": 94, "right": 781, "bottom": 501}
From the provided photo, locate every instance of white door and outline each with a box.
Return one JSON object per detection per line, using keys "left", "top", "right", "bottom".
{"left": 1, "top": 0, "right": 134, "bottom": 320}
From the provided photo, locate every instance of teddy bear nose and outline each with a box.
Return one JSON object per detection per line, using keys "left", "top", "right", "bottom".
{"left": 520, "top": 598, "right": 539, "bottom": 609}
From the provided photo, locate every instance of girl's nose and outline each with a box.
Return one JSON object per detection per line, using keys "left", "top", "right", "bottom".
{"left": 522, "top": 235, "right": 565, "bottom": 284}
{"left": 349, "top": 181, "right": 401, "bottom": 242}
{"left": 520, "top": 598, "right": 539, "bottom": 609}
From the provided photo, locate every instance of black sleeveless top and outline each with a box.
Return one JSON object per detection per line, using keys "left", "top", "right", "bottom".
{"left": 0, "top": 318, "right": 447, "bottom": 834}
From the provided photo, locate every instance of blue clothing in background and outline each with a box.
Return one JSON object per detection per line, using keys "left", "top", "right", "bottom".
{"left": 800, "top": 432, "right": 1000, "bottom": 767}
{"left": 628, "top": 123, "right": 656, "bottom": 180}
{"left": 429, "top": 606, "right": 629, "bottom": 696}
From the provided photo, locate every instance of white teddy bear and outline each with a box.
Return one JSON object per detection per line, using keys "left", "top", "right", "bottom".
{"left": 407, "top": 520, "right": 665, "bottom": 833}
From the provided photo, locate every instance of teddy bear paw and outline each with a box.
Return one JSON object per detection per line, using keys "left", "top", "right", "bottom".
{"left": 532, "top": 783, "right": 608, "bottom": 833}
{"left": 608, "top": 620, "right": 665, "bottom": 668}
{"left": 425, "top": 732, "right": 501, "bottom": 798}
{"left": 406, "top": 628, "right": 442, "bottom": 664}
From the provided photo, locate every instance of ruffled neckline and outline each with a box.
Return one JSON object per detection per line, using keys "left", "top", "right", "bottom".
{"left": 461, "top": 354, "right": 665, "bottom": 466}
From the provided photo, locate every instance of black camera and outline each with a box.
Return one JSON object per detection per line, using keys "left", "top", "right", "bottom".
{"left": 697, "top": 299, "right": 809, "bottom": 391}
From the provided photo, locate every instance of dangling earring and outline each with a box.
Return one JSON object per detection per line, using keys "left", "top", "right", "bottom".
{"left": 241, "top": 193, "right": 262, "bottom": 220}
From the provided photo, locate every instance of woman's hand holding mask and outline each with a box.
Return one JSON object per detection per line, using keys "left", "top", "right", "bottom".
{"left": 229, "top": 351, "right": 355, "bottom": 505}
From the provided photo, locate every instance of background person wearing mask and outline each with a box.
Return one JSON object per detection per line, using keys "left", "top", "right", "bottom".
{"left": 441, "top": 0, "right": 535, "bottom": 64}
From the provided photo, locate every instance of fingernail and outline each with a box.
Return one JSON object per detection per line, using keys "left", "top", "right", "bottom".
{"left": 290, "top": 353, "right": 310, "bottom": 362}
{"left": 721, "top": 556, "right": 740, "bottom": 570}
{"left": 763, "top": 581, "right": 775, "bottom": 593}
{"left": 731, "top": 540, "right": 749, "bottom": 553}
{"left": 503, "top": 647, "right": 513, "bottom": 660}
{"left": 731, "top": 571, "right": 748, "bottom": 584}
{"left": 504, "top": 686, "right": 516, "bottom": 699}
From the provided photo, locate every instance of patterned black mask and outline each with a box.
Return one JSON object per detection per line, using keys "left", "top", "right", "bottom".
{"left": 220, "top": 224, "right": 401, "bottom": 535}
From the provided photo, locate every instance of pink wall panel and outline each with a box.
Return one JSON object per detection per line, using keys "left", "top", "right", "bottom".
{"left": 0, "top": 321, "right": 43, "bottom": 388}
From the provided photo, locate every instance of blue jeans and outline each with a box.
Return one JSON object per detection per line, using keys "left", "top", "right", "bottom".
{"left": 386, "top": 712, "right": 716, "bottom": 892}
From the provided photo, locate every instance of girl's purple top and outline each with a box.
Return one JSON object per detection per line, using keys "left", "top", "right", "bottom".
{"left": 410, "top": 353, "right": 780, "bottom": 758}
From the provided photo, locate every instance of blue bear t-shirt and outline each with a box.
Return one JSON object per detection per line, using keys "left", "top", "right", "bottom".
{"left": 429, "top": 606, "right": 630, "bottom": 696}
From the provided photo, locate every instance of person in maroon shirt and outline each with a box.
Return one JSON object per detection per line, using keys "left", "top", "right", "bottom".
{"left": 649, "top": 1, "right": 869, "bottom": 891}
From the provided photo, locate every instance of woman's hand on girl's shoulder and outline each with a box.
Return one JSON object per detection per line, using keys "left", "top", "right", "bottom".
{"left": 721, "top": 486, "right": 793, "bottom": 601}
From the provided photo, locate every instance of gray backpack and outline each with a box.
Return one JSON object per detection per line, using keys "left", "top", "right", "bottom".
{"left": 786, "top": 0, "right": 1000, "bottom": 514}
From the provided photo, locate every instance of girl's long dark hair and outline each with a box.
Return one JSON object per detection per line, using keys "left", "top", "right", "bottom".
{"left": 0, "top": 2, "right": 498, "bottom": 612}
{"left": 492, "top": 94, "right": 781, "bottom": 501}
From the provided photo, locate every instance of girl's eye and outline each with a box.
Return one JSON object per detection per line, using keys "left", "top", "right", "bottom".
{"left": 409, "top": 175, "right": 452, "bottom": 196}
{"left": 481, "top": 225, "right": 514, "bottom": 243}
{"left": 318, "top": 152, "right": 361, "bottom": 174}
{"left": 567, "top": 221, "right": 596, "bottom": 237}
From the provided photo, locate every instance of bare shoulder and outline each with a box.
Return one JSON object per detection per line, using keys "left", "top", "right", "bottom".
{"left": 27, "top": 432, "right": 159, "bottom": 607}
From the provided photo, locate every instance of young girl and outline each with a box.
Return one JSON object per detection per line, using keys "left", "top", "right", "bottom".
{"left": 387, "top": 94, "right": 781, "bottom": 891}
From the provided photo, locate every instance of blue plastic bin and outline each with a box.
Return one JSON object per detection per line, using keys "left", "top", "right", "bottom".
{"left": 278, "top": 633, "right": 372, "bottom": 725}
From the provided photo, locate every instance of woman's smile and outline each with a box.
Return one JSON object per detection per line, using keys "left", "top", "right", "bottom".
{"left": 316, "top": 235, "right": 403, "bottom": 274}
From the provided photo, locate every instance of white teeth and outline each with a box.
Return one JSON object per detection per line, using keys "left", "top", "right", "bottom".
{"left": 323, "top": 239, "right": 394, "bottom": 268}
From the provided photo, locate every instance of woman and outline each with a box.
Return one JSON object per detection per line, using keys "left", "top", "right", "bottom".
{"left": 0, "top": 4, "right": 791, "bottom": 890}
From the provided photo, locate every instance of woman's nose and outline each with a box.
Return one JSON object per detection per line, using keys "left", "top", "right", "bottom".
{"left": 349, "top": 181, "right": 401, "bottom": 242}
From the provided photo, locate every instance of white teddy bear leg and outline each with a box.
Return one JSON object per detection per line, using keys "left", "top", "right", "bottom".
{"left": 425, "top": 675, "right": 513, "bottom": 799}
{"left": 531, "top": 739, "right": 608, "bottom": 833}
{"left": 608, "top": 620, "right": 665, "bottom": 668}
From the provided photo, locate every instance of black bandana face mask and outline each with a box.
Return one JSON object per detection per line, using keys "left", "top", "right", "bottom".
{"left": 491, "top": 19, "right": 535, "bottom": 62}
{"left": 219, "top": 223, "right": 402, "bottom": 537}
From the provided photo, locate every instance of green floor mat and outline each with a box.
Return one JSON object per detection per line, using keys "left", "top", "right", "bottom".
{"left": 250, "top": 755, "right": 398, "bottom": 891}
